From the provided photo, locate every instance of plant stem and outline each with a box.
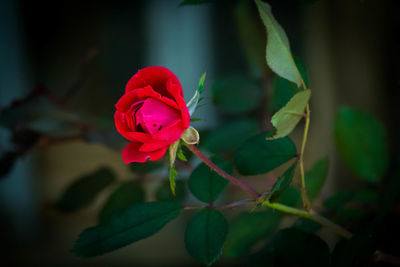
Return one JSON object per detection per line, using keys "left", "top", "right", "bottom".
{"left": 299, "top": 104, "right": 311, "bottom": 210}
{"left": 185, "top": 144, "right": 261, "bottom": 199}
{"left": 264, "top": 201, "right": 352, "bottom": 239}
{"left": 183, "top": 199, "right": 254, "bottom": 211}
{"left": 214, "top": 199, "right": 253, "bottom": 210}
{"left": 186, "top": 143, "right": 353, "bottom": 239}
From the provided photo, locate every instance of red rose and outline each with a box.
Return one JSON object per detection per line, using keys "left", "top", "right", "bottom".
{"left": 114, "top": 66, "right": 190, "bottom": 163}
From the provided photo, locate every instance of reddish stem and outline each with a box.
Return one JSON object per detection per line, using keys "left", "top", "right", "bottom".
{"left": 186, "top": 144, "right": 261, "bottom": 199}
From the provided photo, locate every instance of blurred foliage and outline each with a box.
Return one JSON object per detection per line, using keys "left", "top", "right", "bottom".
{"left": 305, "top": 157, "right": 328, "bottom": 201}
{"left": 334, "top": 107, "right": 389, "bottom": 182}
{"left": 202, "top": 119, "right": 259, "bottom": 154}
{"left": 0, "top": 0, "right": 398, "bottom": 266}
{"left": 211, "top": 75, "right": 264, "bottom": 115}
{"left": 56, "top": 167, "right": 116, "bottom": 212}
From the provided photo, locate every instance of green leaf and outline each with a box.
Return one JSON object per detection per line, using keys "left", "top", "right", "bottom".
{"left": 268, "top": 228, "right": 330, "bottom": 266}
{"left": 155, "top": 180, "right": 186, "bottom": 202}
{"left": 334, "top": 107, "right": 388, "bottom": 182}
{"left": 98, "top": 181, "right": 145, "bottom": 224}
{"left": 198, "top": 72, "right": 206, "bottom": 94}
{"left": 211, "top": 75, "right": 263, "bottom": 115}
{"left": 255, "top": 0, "right": 304, "bottom": 88}
{"left": 72, "top": 201, "right": 181, "bottom": 258}
{"left": 202, "top": 119, "right": 259, "bottom": 153}
{"left": 168, "top": 165, "right": 178, "bottom": 196}
{"left": 167, "top": 140, "right": 181, "bottom": 196}
{"left": 268, "top": 162, "right": 297, "bottom": 203}
{"left": 234, "top": 132, "right": 297, "bottom": 175}
{"left": 168, "top": 140, "right": 180, "bottom": 166}
{"left": 187, "top": 72, "right": 206, "bottom": 116}
{"left": 305, "top": 157, "right": 328, "bottom": 201}
{"left": 129, "top": 161, "right": 163, "bottom": 174}
{"left": 270, "top": 57, "right": 309, "bottom": 111}
{"left": 177, "top": 146, "right": 188, "bottom": 162}
{"left": 57, "top": 167, "right": 115, "bottom": 212}
{"left": 224, "top": 210, "right": 279, "bottom": 258}
{"left": 184, "top": 209, "right": 228, "bottom": 266}
{"left": 189, "top": 157, "right": 231, "bottom": 202}
{"left": 278, "top": 186, "right": 301, "bottom": 207}
{"left": 268, "top": 89, "right": 311, "bottom": 140}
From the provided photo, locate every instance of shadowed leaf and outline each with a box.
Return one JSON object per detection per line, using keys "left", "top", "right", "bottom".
{"left": 73, "top": 202, "right": 181, "bottom": 258}
{"left": 98, "top": 181, "right": 145, "bottom": 224}
{"left": 57, "top": 167, "right": 115, "bottom": 212}
{"left": 189, "top": 156, "right": 231, "bottom": 203}
{"left": 155, "top": 180, "right": 186, "bottom": 202}
{"left": 184, "top": 209, "right": 227, "bottom": 266}
{"left": 268, "top": 162, "right": 297, "bottom": 203}
{"left": 224, "top": 210, "right": 279, "bottom": 257}
{"left": 234, "top": 132, "right": 297, "bottom": 175}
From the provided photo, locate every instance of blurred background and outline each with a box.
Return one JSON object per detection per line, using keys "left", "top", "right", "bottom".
{"left": 0, "top": 0, "right": 399, "bottom": 265}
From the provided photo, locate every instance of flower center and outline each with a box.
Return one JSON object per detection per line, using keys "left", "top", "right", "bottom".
{"left": 135, "top": 98, "right": 180, "bottom": 135}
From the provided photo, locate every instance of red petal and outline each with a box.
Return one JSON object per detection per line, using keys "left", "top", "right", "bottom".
{"left": 114, "top": 111, "right": 133, "bottom": 140}
{"left": 125, "top": 66, "right": 180, "bottom": 100}
{"left": 166, "top": 78, "right": 190, "bottom": 129}
{"left": 122, "top": 142, "right": 167, "bottom": 163}
{"left": 125, "top": 132, "right": 152, "bottom": 142}
{"left": 116, "top": 85, "right": 179, "bottom": 112}
{"left": 139, "top": 140, "right": 170, "bottom": 152}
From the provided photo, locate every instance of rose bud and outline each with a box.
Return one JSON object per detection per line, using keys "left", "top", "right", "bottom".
{"left": 114, "top": 66, "right": 191, "bottom": 163}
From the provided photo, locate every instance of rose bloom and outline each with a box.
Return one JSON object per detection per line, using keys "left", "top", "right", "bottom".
{"left": 114, "top": 66, "right": 190, "bottom": 163}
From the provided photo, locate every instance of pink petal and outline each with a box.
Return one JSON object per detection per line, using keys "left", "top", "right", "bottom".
{"left": 135, "top": 98, "right": 181, "bottom": 135}
{"left": 122, "top": 142, "right": 167, "bottom": 163}
{"left": 152, "top": 120, "right": 184, "bottom": 142}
